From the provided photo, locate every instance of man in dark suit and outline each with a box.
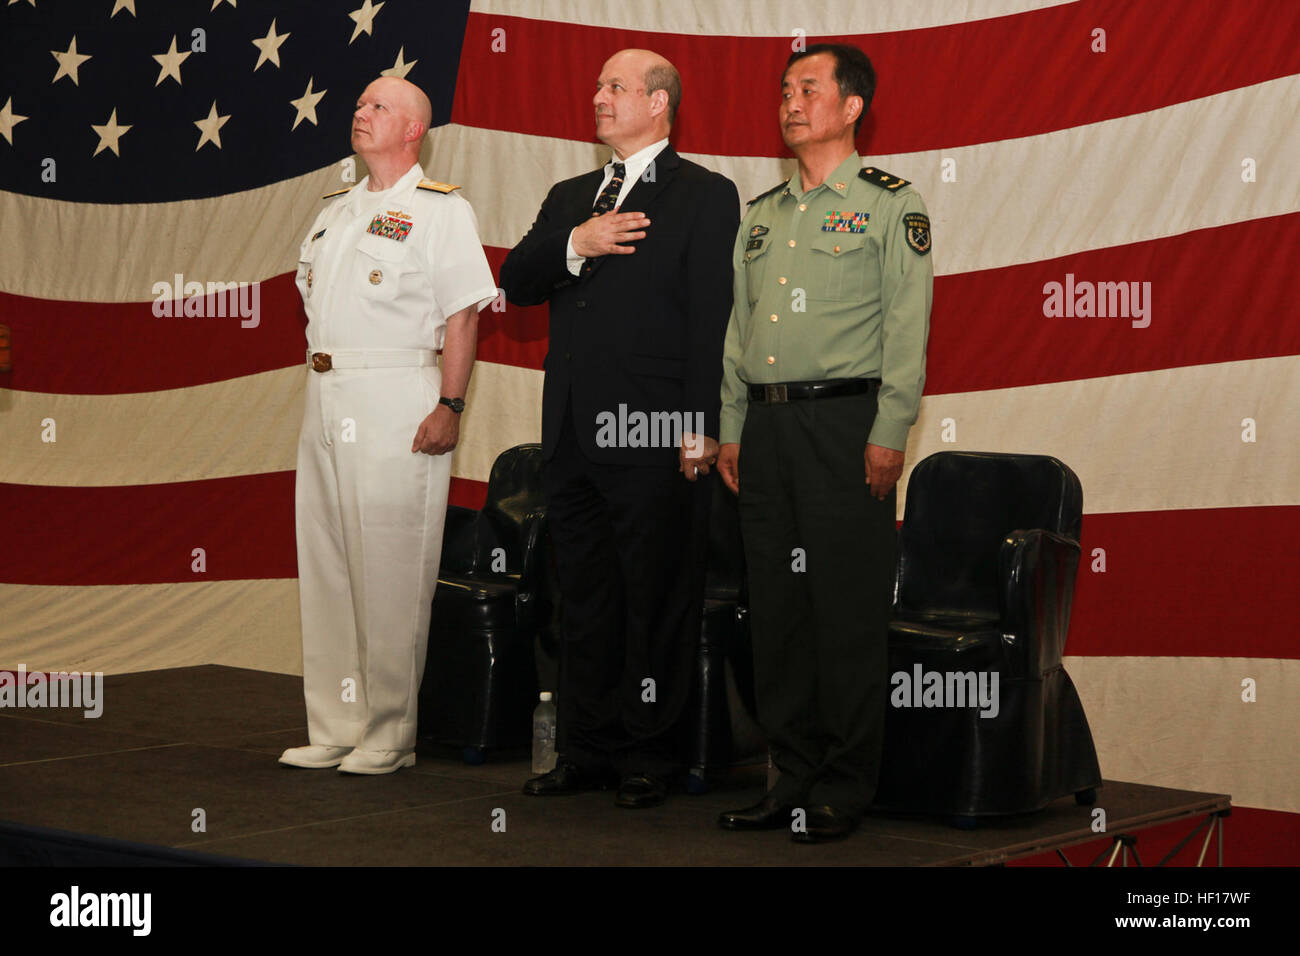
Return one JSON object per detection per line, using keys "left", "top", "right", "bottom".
{"left": 500, "top": 48, "right": 738, "bottom": 808}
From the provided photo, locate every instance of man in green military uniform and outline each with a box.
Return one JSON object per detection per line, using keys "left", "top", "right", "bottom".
{"left": 716, "top": 44, "right": 933, "bottom": 842}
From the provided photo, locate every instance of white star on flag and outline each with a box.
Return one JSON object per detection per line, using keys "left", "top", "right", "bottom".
{"left": 1, "top": 98, "right": 29, "bottom": 146}
{"left": 194, "top": 101, "right": 231, "bottom": 150}
{"left": 381, "top": 46, "right": 417, "bottom": 79}
{"left": 290, "top": 78, "right": 327, "bottom": 130}
{"left": 252, "top": 19, "right": 290, "bottom": 71}
{"left": 348, "top": 1, "right": 385, "bottom": 45}
{"left": 91, "top": 108, "right": 130, "bottom": 156}
{"left": 153, "top": 36, "right": 192, "bottom": 86}
{"left": 51, "top": 37, "right": 92, "bottom": 85}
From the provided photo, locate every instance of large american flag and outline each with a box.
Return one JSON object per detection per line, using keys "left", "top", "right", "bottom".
{"left": 1, "top": 0, "right": 1297, "bottom": 863}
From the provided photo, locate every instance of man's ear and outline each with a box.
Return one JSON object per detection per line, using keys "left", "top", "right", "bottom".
{"left": 649, "top": 89, "right": 669, "bottom": 118}
{"left": 405, "top": 120, "right": 427, "bottom": 144}
{"left": 845, "top": 94, "right": 863, "bottom": 123}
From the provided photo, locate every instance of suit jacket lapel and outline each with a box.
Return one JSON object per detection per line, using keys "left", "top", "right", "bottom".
{"left": 617, "top": 144, "right": 679, "bottom": 213}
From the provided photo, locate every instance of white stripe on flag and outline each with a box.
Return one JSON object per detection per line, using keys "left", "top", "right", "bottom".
{"left": 7, "top": 355, "right": 1297, "bottom": 517}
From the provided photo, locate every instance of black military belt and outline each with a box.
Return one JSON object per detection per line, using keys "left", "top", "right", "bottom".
{"left": 747, "top": 379, "right": 881, "bottom": 403}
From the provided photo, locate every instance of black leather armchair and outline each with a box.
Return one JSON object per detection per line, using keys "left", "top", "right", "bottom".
{"left": 418, "top": 444, "right": 552, "bottom": 761}
{"left": 872, "top": 451, "right": 1101, "bottom": 822}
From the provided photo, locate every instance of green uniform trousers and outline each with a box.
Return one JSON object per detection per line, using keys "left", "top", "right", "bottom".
{"left": 738, "top": 386, "right": 897, "bottom": 814}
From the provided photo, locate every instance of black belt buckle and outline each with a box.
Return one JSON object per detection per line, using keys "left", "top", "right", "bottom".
{"left": 763, "top": 383, "right": 788, "bottom": 403}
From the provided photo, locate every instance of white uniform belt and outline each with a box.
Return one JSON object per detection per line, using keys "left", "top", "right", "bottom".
{"left": 307, "top": 348, "right": 438, "bottom": 371}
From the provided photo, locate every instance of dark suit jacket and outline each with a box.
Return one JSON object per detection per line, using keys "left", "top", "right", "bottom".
{"left": 499, "top": 145, "right": 739, "bottom": 465}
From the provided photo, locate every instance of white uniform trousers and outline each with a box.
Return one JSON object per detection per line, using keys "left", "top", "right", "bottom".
{"left": 294, "top": 359, "right": 450, "bottom": 752}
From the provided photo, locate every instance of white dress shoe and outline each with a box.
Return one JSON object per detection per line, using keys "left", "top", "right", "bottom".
{"left": 337, "top": 749, "right": 416, "bottom": 775}
{"left": 279, "top": 745, "right": 354, "bottom": 768}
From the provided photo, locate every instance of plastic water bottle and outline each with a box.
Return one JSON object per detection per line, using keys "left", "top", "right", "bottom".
{"left": 532, "top": 692, "right": 557, "bottom": 774}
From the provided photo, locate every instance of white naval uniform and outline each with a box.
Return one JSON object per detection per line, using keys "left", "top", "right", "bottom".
{"left": 293, "top": 162, "right": 497, "bottom": 752}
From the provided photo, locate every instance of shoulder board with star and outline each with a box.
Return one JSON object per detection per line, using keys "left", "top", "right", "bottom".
{"left": 417, "top": 180, "right": 460, "bottom": 194}
{"left": 322, "top": 187, "right": 350, "bottom": 200}
{"left": 858, "top": 167, "right": 911, "bottom": 191}
{"left": 746, "top": 182, "right": 786, "bottom": 206}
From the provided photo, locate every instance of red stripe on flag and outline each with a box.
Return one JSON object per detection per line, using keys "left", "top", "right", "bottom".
{"left": 0, "top": 473, "right": 489, "bottom": 585}
{"left": 476, "top": 246, "right": 547, "bottom": 370}
{"left": 451, "top": 1, "right": 1300, "bottom": 157}
{"left": 0, "top": 275, "right": 308, "bottom": 395}
{"left": 0, "top": 475, "right": 298, "bottom": 585}
{"left": 924, "top": 213, "right": 1300, "bottom": 395}
{"left": 3, "top": 478, "right": 1293, "bottom": 664}
{"left": 449, "top": 474, "right": 488, "bottom": 511}
{"left": 1069, "top": 506, "right": 1294, "bottom": 659}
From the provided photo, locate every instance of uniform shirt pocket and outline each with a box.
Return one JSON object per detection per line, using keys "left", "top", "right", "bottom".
{"left": 355, "top": 233, "right": 411, "bottom": 302}
{"left": 808, "top": 232, "right": 869, "bottom": 301}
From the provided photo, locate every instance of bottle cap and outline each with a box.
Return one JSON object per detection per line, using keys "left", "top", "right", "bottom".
{"left": 539, "top": 691, "right": 553, "bottom": 701}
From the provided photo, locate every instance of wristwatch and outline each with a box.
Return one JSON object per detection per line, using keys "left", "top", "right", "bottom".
{"left": 439, "top": 396, "right": 466, "bottom": 414}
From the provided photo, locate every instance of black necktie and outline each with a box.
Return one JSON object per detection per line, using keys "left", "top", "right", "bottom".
{"left": 581, "top": 162, "right": 626, "bottom": 276}
{"left": 591, "top": 161, "right": 626, "bottom": 216}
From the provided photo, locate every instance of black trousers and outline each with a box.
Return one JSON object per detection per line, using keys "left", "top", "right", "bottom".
{"left": 543, "top": 402, "right": 709, "bottom": 777}
{"left": 738, "top": 389, "right": 897, "bottom": 814}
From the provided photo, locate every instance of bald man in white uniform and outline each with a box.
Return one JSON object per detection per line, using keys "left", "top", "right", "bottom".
{"left": 280, "top": 77, "right": 498, "bottom": 775}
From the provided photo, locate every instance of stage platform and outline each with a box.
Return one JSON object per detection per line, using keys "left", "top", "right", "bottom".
{"left": 0, "top": 665, "right": 1230, "bottom": 866}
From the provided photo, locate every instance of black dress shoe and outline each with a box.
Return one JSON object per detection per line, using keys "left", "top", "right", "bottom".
{"left": 522, "top": 759, "right": 613, "bottom": 796}
{"left": 792, "top": 804, "right": 859, "bottom": 843}
{"left": 718, "top": 794, "right": 796, "bottom": 831}
{"left": 615, "top": 772, "right": 668, "bottom": 809}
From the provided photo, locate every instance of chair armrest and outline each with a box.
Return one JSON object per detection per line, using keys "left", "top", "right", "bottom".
{"left": 512, "top": 509, "right": 550, "bottom": 630}
{"left": 439, "top": 505, "right": 482, "bottom": 574}
{"left": 997, "top": 529, "right": 1081, "bottom": 678}
{"left": 516, "top": 509, "right": 548, "bottom": 590}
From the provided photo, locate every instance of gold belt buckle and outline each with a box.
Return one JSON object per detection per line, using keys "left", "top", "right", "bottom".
{"left": 311, "top": 352, "right": 332, "bottom": 373}
{"left": 764, "top": 384, "right": 788, "bottom": 403}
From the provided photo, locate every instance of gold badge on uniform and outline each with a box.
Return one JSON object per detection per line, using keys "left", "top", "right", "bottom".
{"left": 903, "top": 213, "right": 931, "bottom": 256}
{"left": 306, "top": 267, "right": 313, "bottom": 288}
{"left": 368, "top": 269, "right": 383, "bottom": 285}
{"left": 749, "top": 225, "right": 769, "bottom": 238}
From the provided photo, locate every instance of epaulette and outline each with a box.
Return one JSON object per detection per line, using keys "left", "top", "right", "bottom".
{"left": 746, "top": 181, "right": 787, "bottom": 206}
{"left": 322, "top": 187, "right": 350, "bottom": 199}
{"left": 417, "top": 179, "right": 460, "bottom": 193}
{"left": 858, "top": 167, "right": 910, "bottom": 191}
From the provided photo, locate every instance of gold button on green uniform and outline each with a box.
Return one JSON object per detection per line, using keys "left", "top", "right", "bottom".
{"left": 720, "top": 152, "right": 934, "bottom": 451}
